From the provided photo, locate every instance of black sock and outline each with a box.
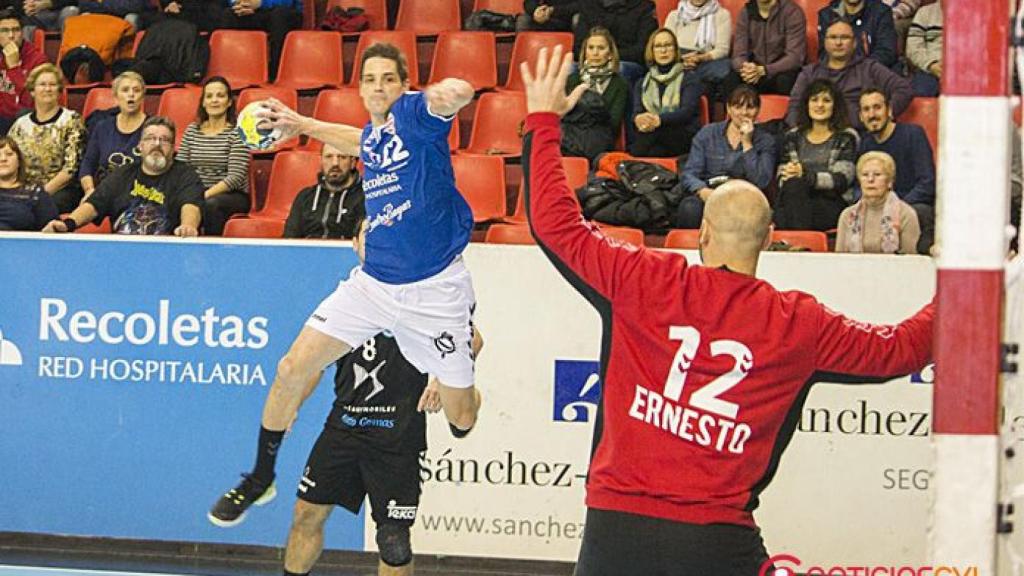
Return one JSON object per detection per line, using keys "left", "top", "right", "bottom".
{"left": 252, "top": 426, "right": 285, "bottom": 485}
{"left": 283, "top": 570, "right": 309, "bottom": 576}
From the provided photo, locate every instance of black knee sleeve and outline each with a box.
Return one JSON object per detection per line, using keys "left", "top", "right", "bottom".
{"left": 376, "top": 523, "right": 412, "bottom": 567}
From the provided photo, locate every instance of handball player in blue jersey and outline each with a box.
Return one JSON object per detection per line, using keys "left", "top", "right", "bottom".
{"left": 207, "top": 43, "right": 482, "bottom": 550}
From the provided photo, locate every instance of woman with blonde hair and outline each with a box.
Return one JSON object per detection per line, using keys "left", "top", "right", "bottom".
{"left": 836, "top": 151, "right": 920, "bottom": 254}
{"left": 562, "top": 26, "right": 629, "bottom": 161}
{"left": 79, "top": 70, "right": 147, "bottom": 200}
{"left": 630, "top": 27, "right": 704, "bottom": 158}
{"left": 8, "top": 63, "right": 84, "bottom": 213}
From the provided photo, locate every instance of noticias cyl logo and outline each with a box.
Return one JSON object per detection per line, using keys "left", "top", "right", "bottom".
{"left": 37, "top": 298, "right": 269, "bottom": 349}
{"left": 761, "top": 554, "right": 801, "bottom": 576}
{"left": 0, "top": 328, "right": 23, "bottom": 366}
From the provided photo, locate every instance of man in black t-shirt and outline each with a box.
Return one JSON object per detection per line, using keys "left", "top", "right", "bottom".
{"left": 42, "top": 116, "right": 203, "bottom": 236}
{"left": 209, "top": 221, "right": 484, "bottom": 576}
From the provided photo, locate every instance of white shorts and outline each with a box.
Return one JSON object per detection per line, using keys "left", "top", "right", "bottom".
{"left": 306, "top": 258, "right": 477, "bottom": 388}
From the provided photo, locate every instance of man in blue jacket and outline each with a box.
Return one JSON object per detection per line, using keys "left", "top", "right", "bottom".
{"left": 817, "top": 0, "right": 898, "bottom": 69}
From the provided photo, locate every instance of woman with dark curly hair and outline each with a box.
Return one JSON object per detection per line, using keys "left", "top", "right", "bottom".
{"left": 774, "top": 78, "right": 858, "bottom": 231}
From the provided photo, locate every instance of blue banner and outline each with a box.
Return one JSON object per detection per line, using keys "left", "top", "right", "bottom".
{"left": 0, "top": 236, "right": 364, "bottom": 550}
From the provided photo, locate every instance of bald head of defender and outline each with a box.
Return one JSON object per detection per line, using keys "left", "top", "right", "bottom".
{"left": 698, "top": 180, "right": 773, "bottom": 276}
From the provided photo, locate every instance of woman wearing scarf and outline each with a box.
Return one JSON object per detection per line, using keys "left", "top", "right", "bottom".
{"left": 664, "top": 0, "right": 732, "bottom": 100}
{"left": 562, "top": 27, "right": 629, "bottom": 162}
{"left": 630, "top": 28, "right": 704, "bottom": 158}
{"left": 836, "top": 151, "right": 920, "bottom": 254}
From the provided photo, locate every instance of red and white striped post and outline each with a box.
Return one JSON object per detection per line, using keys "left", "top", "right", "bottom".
{"left": 931, "top": 0, "right": 1011, "bottom": 571}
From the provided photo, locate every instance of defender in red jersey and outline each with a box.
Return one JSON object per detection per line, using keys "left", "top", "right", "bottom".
{"left": 520, "top": 47, "right": 935, "bottom": 575}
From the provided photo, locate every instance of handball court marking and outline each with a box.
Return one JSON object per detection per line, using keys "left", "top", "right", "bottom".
{"left": 0, "top": 566, "right": 197, "bottom": 576}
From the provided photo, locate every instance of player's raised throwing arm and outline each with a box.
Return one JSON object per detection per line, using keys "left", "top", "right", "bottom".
{"left": 257, "top": 98, "right": 363, "bottom": 157}
{"left": 424, "top": 78, "right": 474, "bottom": 118}
{"left": 521, "top": 46, "right": 672, "bottom": 304}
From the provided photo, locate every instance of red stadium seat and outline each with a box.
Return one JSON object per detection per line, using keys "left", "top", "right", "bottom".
{"left": 207, "top": 30, "right": 269, "bottom": 89}
{"left": 598, "top": 225, "right": 646, "bottom": 245}
{"left": 250, "top": 151, "right": 321, "bottom": 220}
{"left": 472, "top": 0, "right": 522, "bottom": 13}
{"left": 700, "top": 95, "right": 710, "bottom": 125}
{"left": 465, "top": 91, "right": 527, "bottom": 156}
{"left": 82, "top": 87, "right": 116, "bottom": 122}
{"left": 664, "top": 229, "right": 700, "bottom": 249}
{"left": 485, "top": 223, "right": 536, "bottom": 244}
{"left": 395, "top": 0, "right": 461, "bottom": 36}
{"left": 312, "top": 88, "right": 369, "bottom": 126}
{"left": 510, "top": 156, "right": 589, "bottom": 222}
{"left": 897, "top": 97, "right": 939, "bottom": 162}
{"left": 448, "top": 115, "right": 460, "bottom": 151}
{"left": 757, "top": 94, "right": 789, "bottom": 122}
{"left": 428, "top": 31, "right": 498, "bottom": 91}
{"left": 350, "top": 31, "right": 420, "bottom": 85}
{"left": 156, "top": 86, "right": 203, "bottom": 149}
{"left": 770, "top": 230, "right": 829, "bottom": 252}
{"left": 32, "top": 29, "right": 44, "bottom": 53}
{"left": 502, "top": 32, "right": 574, "bottom": 92}
{"left": 237, "top": 87, "right": 299, "bottom": 150}
{"left": 793, "top": 0, "right": 830, "bottom": 62}
{"left": 223, "top": 217, "right": 285, "bottom": 238}
{"left": 274, "top": 31, "right": 343, "bottom": 90}
{"left": 452, "top": 154, "right": 506, "bottom": 222}
{"left": 325, "top": 0, "right": 387, "bottom": 31}
{"left": 655, "top": 0, "right": 675, "bottom": 23}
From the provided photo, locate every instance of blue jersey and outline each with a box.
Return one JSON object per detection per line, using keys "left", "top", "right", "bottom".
{"left": 360, "top": 92, "right": 473, "bottom": 284}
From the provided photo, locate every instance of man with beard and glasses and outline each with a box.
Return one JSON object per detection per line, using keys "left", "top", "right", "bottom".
{"left": 42, "top": 116, "right": 204, "bottom": 236}
{"left": 856, "top": 88, "right": 934, "bottom": 254}
{"left": 283, "top": 143, "right": 364, "bottom": 240}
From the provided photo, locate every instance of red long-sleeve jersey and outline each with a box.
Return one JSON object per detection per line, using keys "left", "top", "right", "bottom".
{"left": 523, "top": 112, "right": 934, "bottom": 528}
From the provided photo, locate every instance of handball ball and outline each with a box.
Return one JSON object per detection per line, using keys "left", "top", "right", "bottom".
{"left": 236, "top": 101, "right": 283, "bottom": 151}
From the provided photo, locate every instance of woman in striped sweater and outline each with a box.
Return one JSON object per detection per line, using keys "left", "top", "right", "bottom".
{"left": 177, "top": 76, "right": 250, "bottom": 236}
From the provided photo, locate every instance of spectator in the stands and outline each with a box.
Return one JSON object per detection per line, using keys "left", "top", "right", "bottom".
{"left": 283, "top": 143, "right": 363, "bottom": 239}
{"left": 574, "top": 0, "right": 658, "bottom": 86}
{"left": 0, "top": 8, "right": 46, "bottom": 135}
{"left": 786, "top": 20, "right": 911, "bottom": 129}
{"left": 562, "top": 27, "right": 629, "bottom": 162}
{"left": 905, "top": 0, "right": 941, "bottom": 97}
{"left": 817, "top": 0, "right": 898, "bottom": 69}
{"left": 0, "top": 136, "right": 57, "bottom": 230}
{"left": 857, "top": 88, "right": 934, "bottom": 254}
{"left": 219, "top": 0, "right": 300, "bottom": 81}
{"left": 835, "top": 150, "right": 920, "bottom": 254}
{"left": 139, "top": 0, "right": 221, "bottom": 31}
{"left": 676, "top": 84, "right": 776, "bottom": 228}
{"left": 177, "top": 76, "right": 249, "bottom": 236}
{"left": 726, "top": 0, "right": 806, "bottom": 96}
{"left": 8, "top": 63, "right": 84, "bottom": 214}
{"left": 42, "top": 116, "right": 203, "bottom": 236}
{"left": 77, "top": 0, "right": 148, "bottom": 29}
{"left": 881, "top": 0, "right": 920, "bottom": 42}
{"left": 774, "top": 78, "right": 857, "bottom": 231}
{"left": 21, "top": 0, "right": 78, "bottom": 38}
{"left": 79, "top": 71, "right": 146, "bottom": 203}
{"left": 630, "top": 28, "right": 704, "bottom": 158}
{"left": 663, "top": 0, "right": 732, "bottom": 101}
{"left": 519, "top": 0, "right": 578, "bottom": 32}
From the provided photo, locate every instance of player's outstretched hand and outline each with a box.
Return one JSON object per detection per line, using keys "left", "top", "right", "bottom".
{"left": 255, "top": 98, "right": 308, "bottom": 142}
{"left": 418, "top": 378, "right": 442, "bottom": 413}
{"left": 520, "top": 45, "right": 588, "bottom": 117}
